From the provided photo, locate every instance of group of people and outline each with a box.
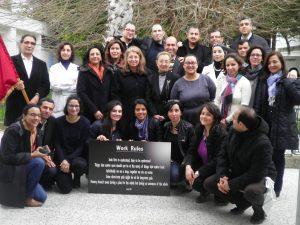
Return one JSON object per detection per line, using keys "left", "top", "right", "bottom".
{"left": 0, "top": 16, "right": 299, "bottom": 224}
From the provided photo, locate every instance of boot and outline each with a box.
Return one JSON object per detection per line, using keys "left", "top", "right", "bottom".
{"left": 250, "top": 206, "right": 266, "bottom": 224}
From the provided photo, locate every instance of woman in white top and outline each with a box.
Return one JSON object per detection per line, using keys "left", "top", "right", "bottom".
{"left": 202, "top": 45, "right": 226, "bottom": 85}
{"left": 49, "top": 42, "right": 79, "bottom": 117}
{"left": 214, "top": 53, "right": 251, "bottom": 124}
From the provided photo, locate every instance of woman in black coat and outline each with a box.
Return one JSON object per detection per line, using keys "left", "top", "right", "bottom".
{"left": 162, "top": 100, "right": 194, "bottom": 185}
{"left": 111, "top": 46, "right": 150, "bottom": 126}
{"left": 77, "top": 46, "right": 113, "bottom": 122}
{"left": 0, "top": 104, "right": 47, "bottom": 207}
{"left": 254, "top": 51, "right": 300, "bottom": 197}
{"left": 184, "top": 102, "right": 227, "bottom": 203}
{"left": 127, "top": 99, "right": 161, "bottom": 141}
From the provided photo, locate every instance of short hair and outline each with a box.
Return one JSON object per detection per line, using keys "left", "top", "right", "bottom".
{"left": 82, "top": 45, "right": 104, "bottom": 66}
{"left": 245, "top": 45, "right": 266, "bottom": 65}
{"left": 183, "top": 54, "right": 199, "bottom": 64}
{"left": 237, "top": 106, "right": 258, "bottom": 131}
{"left": 210, "top": 29, "right": 223, "bottom": 37}
{"left": 187, "top": 25, "right": 199, "bottom": 33}
{"left": 166, "top": 100, "right": 183, "bottom": 113}
{"left": 239, "top": 16, "right": 252, "bottom": 25}
{"left": 237, "top": 39, "right": 250, "bottom": 47}
{"left": 57, "top": 42, "right": 75, "bottom": 62}
{"left": 22, "top": 104, "right": 39, "bottom": 115}
{"left": 123, "top": 22, "right": 135, "bottom": 30}
{"left": 133, "top": 98, "right": 149, "bottom": 113}
{"left": 63, "top": 95, "right": 82, "bottom": 115}
{"left": 123, "top": 46, "right": 146, "bottom": 74}
{"left": 223, "top": 53, "right": 245, "bottom": 75}
{"left": 152, "top": 24, "right": 163, "bottom": 31}
{"left": 20, "top": 34, "right": 36, "bottom": 43}
{"left": 263, "top": 51, "right": 287, "bottom": 77}
{"left": 38, "top": 98, "right": 54, "bottom": 107}
{"left": 156, "top": 51, "right": 171, "bottom": 60}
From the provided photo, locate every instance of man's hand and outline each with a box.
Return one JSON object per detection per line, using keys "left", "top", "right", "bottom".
{"left": 31, "top": 148, "right": 46, "bottom": 158}
{"left": 15, "top": 80, "right": 25, "bottom": 90}
{"left": 97, "top": 135, "right": 109, "bottom": 141}
{"left": 43, "top": 155, "right": 56, "bottom": 168}
{"left": 185, "top": 165, "right": 195, "bottom": 185}
{"left": 94, "top": 111, "right": 103, "bottom": 120}
{"left": 217, "top": 176, "right": 230, "bottom": 194}
{"left": 153, "top": 115, "right": 165, "bottom": 121}
{"left": 29, "top": 95, "right": 39, "bottom": 104}
{"left": 60, "top": 160, "right": 70, "bottom": 173}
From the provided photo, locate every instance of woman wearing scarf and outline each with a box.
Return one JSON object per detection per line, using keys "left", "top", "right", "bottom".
{"left": 49, "top": 42, "right": 79, "bottom": 117}
{"left": 244, "top": 46, "right": 266, "bottom": 107}
{"left": 77, "top": 46, "right": 114, "bottom": 122}
{"left": 127, "top": 99, "right": 161, "bottom": 141}
{"left": 214, "top": 53, "right": 251, "bottom": 124}
{"left": 254, "top": 51, "right": 300, "bottom": 197}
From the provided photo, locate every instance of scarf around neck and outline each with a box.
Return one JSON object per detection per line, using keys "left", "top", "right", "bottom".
{"left": 135, "top": 116, "right": 149, "bottom": 141}
{"left": 267, "top": 70, "right": 282, "bottom": 106}
{"left": 244, "top": 64, "right": 262, "bottom": 81}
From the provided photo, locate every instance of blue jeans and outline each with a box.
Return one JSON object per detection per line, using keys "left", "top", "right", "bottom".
{"left": 170, "top": 161, "right": 184, "bottom": 184}
{"left": 26, "top": 158, "right": 47, "bottom": 203}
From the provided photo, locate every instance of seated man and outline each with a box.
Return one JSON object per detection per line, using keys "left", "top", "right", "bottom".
{"left": 204, "top": 106, "right": 276, "bottom": 224}
{"left": 0, "top": 104, "right": 47, "bottom": 207}
{"left": 37, "top": 98, "right": 57, "bottom": 190}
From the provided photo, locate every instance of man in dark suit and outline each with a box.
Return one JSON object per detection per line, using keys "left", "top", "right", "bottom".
{"left": 146, "top": 51, "right": 179, "bottom": 121}
{"left": 164, "top": 36, "right": 182, "bottom": 76}
{"left": 4, "top": 34, "right": 50, "bottom": 126}
{"left": 231, "top": 17, "right": 271, "bottom": 54}
{"left": 177, "top": 26, "right": 211, "bottom": 73}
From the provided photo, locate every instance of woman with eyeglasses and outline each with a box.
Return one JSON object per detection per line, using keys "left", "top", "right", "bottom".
{"left": 54, "top": 95, "right": 90, "bottom": 194}
{"left": 244, "top": 46, "right": 266, "bottom": 108}
{"left": 77, "top": 46, "right": 113, "bottom": 122}
{"left": 170, "top": 54, "right": 216, "bottom": 126}
{"left": 0, "top": 104, "right": 47, "bottom": 207}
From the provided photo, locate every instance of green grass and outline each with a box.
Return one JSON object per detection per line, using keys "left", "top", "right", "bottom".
{"left": 0, "top": 104, "right": 5, "bottom": 130}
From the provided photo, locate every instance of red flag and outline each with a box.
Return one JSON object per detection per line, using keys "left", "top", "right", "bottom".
{"left": 0, "top": 35, "right": 19, "bottom": 102}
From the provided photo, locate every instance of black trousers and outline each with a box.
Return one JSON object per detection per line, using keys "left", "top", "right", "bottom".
{"left": 204, "top": 174, "right": 266, "bottom": 208}
{"left": 56, "top": 157, "right": 87, "bottom": 194}
{"left": 272, "top": 148, "right": 285, "bottom": 194}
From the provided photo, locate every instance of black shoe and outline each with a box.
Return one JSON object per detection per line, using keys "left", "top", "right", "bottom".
{"left": 250, "top": 207, "right": 266, "bottom": 224}
{"left": 230, "top": 206, "right": 246, "bottom": 215}
{"left": 73, "top": 176, "right": 81, "bottom": 188}
{"left": 196, "top": 192, "right": 208, "bottom": 203}
{"left": 275, "top": 191, "right": 280, "bottom": 198}
{"left": 214, "top": 195, "right": 228, "bottom": 206}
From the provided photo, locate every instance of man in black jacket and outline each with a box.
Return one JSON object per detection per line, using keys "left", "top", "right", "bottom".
{"left": 204, "top": 106, "right": 276, "bottom": 224}
{"left": 177, "top": 26, "right": 210, "bottom": 73}
{"left": 4, "top": 34, "right": 50, "bottom": 126}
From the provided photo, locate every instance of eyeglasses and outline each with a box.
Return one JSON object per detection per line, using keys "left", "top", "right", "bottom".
{"left": 23, "top": 41, "right": 36, "bottom": 46}
{"left": 125, "top": 28, "right": 135, "bottom": 33}
{"left": 28, "top": 113, "right": 41, "bottom": 118}
{"left": 68, "top": 105, "right": 80, "bottom": 108}
{"left": 184, "top": 61, "right": 197, "bottom": 65}
{"left": 250, "top": 53, "right": 262, "bottom": 57}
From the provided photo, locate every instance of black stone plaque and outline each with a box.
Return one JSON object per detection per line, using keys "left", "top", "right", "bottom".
{"left": 88, "top": 140, "right": 171, "bottom": 196}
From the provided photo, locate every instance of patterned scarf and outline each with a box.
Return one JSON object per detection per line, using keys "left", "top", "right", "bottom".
{"left": 244, "top": 64, "right": 262, "bottom": 81}
{"left": 221, "top": 74, "right": 242, "bottom": 119}
{"left": 135, "top": 116, "right": 149, "bottom": 141}
{"left": 267, "top": 70, "right": 282, "bottom": 106}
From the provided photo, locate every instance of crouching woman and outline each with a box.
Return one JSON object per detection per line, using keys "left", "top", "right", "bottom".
{"left": 0, "top": 104, "right": 47, "bottom": 207}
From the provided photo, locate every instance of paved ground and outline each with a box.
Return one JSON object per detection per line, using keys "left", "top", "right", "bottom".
{"left": 0, "top": 169, "right": 298, "bottom": 225}
{"left": 0, "top": 131, "right": 299, "bottom": 225}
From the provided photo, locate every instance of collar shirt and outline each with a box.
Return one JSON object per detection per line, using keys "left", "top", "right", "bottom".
{"left": 159, "top": 73, "right": 167, "bottom": 93}
{"left": 21, "top": 53, "right": 33, "bottom": 78}
{"left": 241, "top": 32, "right": 253, "bottom": 41}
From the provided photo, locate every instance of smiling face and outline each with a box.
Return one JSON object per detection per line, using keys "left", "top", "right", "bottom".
{"left": 123, "top": 23, "right": 136, "bottom": 41}
{"left": 249, "top": 48, "right": 263, "bottom": 67}
{"left": 127, "top": 51, "right": 140, "bottom": 70}
{"left": 164, "top": 37, "right": 178, "bottom": 57}
{"left": 89, "top": 48, "right": 102, "bottom": 66}
{"left": 183, "top": 55, "right": 198, "bottom": 75}
{"left": 110, "top": 105, "right": 122, "bottom": 123}
{"left": 200, "top": 107, "right": 214, "bottom": 128}
{"left": 187, "top": 28, "right": 200, "bottom": 45}
{"left": 212, "top": 46, "right": 225, "bottom": 62}
{"left": 40, "top": 101, "right": 54, "bottom": 121}
{"left": 20, "top": 36, "right": 36, "bottom": 56}
{"left": 135, "top": 104, "right": 147, "bottom": 121}
{"left": 167, "top": 104, "right": 182, "bottom": 124}
{"left": 23, "top": 107, "right": 41, "bottom": 129}
{"left": 210, "top": 31, "right": 223, "bottom": 46}
{"left": 225, "top": 57, "right": 240, "bottom": 77}
{"left": 109, "top": 43, "right": 122, "bottom": 60}
{"left": 157, "top": 54, "right": 171, "bottom": 73}
{"left": 67, "top": 99, "right": 80, "bottom": 117}
{"left": 268, "top": 55, "right": 282, "bottom": 74}
{"left": 60, "top": 44, "right": 72, "bottom": 61}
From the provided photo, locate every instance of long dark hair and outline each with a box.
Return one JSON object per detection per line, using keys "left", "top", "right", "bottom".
{"left": 82, "top": 46, "right": 104, "bottom": 66}
{"left": 57, "top": 42, "right": 75, "bottom": 62}
{"left": 63, "top": 95, "right": 82, "bottom": 115}
{"left": 245, "top": 45, "right": 266, "bottom": 66}
{"left": 197, "top": 102, "right": 222, "bottom": 128}
{"left": 102, "top": 100, "right": 124, "bottom": 139}
{"left": 262, "top": 51, "right": 287, "bottom": 79}
{"left": 223, "top": 53, "right": 245, "bottom": 75}
{"left": 104, "top": 39, "right": 125, "bottom": 69}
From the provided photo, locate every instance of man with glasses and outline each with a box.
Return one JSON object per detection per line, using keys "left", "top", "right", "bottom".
{"left": 4, "top": 34, "right": 50, "bottom": 126}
